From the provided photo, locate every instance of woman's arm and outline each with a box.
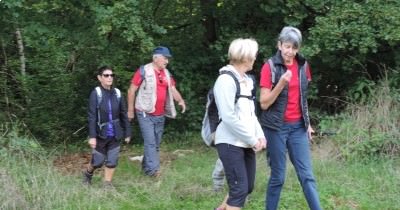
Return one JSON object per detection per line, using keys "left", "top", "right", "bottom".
{"left": 260, "top": 70, "right": 292, "bottom": 110}
{"left": 119, "top": 94, "right": 131, "bottom": 140}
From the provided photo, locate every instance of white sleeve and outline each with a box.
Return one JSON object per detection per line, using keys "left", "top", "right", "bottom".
{"left": 214, "top": 74, "right": 258, "bottom": 146}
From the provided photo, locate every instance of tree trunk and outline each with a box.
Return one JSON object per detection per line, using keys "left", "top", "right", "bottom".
{"left": 65, "top": 51, "right": 79, "bottom": 72}
{"left": 15, "top": 28, "right": 26, "bottom": 77}
{"left": 0, "top": 38, "right": 8, "bottom": 67}
{"left": 200, "top": 0, "right": 217, "bottom": 45}
{"left": 1, "top": 37, "right": 10, "bottom": 111}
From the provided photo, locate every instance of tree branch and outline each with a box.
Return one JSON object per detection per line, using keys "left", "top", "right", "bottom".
{"left": 153, "top": 0, "right": 163, "bottom": 18}
{"left": 299, "top": 1, "right": 328, "bottom": 16}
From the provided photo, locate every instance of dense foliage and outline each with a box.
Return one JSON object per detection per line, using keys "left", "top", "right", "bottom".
{"left": 1, "top": 0, "right": 400, "bottom": 151}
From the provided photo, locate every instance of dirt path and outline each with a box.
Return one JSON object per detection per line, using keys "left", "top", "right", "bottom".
{"left": 52, "top": 140, "right": 334, "bottom": 176}
{"left": 52, "top": 150, "right": 182, "bottom": 175}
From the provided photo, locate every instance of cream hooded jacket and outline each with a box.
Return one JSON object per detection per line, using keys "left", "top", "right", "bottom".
{"left": 213, "top": 65, "right": 264, "bottom": 148}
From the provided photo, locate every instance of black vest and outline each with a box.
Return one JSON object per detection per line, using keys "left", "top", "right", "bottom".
{"left": 260, "top": 51, "right": 310, "bottom": 131}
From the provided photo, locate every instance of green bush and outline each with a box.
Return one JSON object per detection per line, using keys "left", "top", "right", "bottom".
{"left": 0, "top": 122, "right": 45, "bottom": 158}
{"left": 322, "top": 75, "right": 400, "bottom": 160}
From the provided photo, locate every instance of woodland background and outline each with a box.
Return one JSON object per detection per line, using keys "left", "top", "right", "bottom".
{"left": 1, "top": 0, "right": 400, "bottom": 159}
{"left": 1, "top": 1, "right": 400, "bottom": 209}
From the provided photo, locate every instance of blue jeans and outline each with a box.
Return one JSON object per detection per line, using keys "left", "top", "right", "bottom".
{"left": 216, "top": 143, "right": 256, "bottom": 208}
{"left": 263, "top": 121, "right": 321, "bottom": 210}
{"left": 136, "top": 111, "right": 165, "bottom": 176}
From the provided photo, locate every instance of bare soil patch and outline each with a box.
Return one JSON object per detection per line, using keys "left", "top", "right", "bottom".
{"left": 52, "top": 149, "right": 184, "bottom": 175}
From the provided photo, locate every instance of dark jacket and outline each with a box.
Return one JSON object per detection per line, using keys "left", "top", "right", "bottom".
{"left": 88, "top": 86, "right": 131, "bottom": 139}
{"left": 259, "top": 50, "right": 310, "bottom": 130}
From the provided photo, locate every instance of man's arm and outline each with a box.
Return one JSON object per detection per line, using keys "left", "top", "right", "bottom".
{"left": 127, "top": 83, "right": 139, "bottom": 121}
{"left": 170, "top": 86, "right": 186, "bottom": 113}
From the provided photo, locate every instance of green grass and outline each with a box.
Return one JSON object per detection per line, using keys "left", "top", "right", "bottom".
{"left": 1, "top": 140, "right": 400, "bottom": 210}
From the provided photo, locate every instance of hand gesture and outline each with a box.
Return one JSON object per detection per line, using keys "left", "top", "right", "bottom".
{"left": 253, "top": 139, "right": 265, "bottom": 152}
{"left": 307, "top": 125, "right": 315, "bottom": 142}
{"left": 280, "top": 70, "right": 292, "bottom": 83}
{"left": 88, "top": 138, "right": 96, "bottom": 149}
{"left": 178, "top": 100, "right": 186, "bottom": 113}
{"left": 127, "top": 111, "right": 135, "bottom": 122}
{"left": 259, "top": 138, "right": 267, "bottom": 149}
{"left": 124, "top": 137, "right": 131, "bottom": 144}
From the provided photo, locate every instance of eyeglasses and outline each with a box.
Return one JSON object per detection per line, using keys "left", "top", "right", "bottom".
{"left": 102, "top": 74, "right": 115, "bottom": 78}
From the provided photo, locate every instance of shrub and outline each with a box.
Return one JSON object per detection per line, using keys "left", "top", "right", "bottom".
{"left": 0, "top": 122, "right": 45, "bottom": 158}
{"left": 324, "top": 75, "right": 400, "bottom": 160}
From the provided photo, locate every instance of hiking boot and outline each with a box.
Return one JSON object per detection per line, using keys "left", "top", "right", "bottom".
{"left": 82, "top": 171, "right": 93, "bottom": 186}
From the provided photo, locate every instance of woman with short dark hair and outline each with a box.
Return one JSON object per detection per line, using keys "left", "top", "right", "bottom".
{"left": 83, "top": 66, "right": 131, "bottom": 189}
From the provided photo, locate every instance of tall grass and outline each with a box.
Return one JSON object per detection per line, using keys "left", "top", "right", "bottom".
{"left": 1, "top": 137, "right": 400, "bottom": 210}
{"left": 320, "top": 77, "right": 400, "bottom": 160}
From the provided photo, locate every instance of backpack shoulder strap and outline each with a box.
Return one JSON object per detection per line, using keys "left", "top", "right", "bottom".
{"left": 114, "top": 87, "right": 121, "bottom": 104}
{"left": 220, "top": 70, "right": 240, "bottom": 103}
{"left": 247, "top": 73, "right": 257, "bottom": 100}
{"left": 267, "top": 58, "right": 276, "bottom": 85}
{"left": 95, "top": 86, "right": 102, "bottom": 127}
{"left": 139, "top": 65, "right": 145, "bottom": 81}
{"left": 95, "top": 86, "right": 102, "bottom": 108}
{"left": 114, "top": 88, "right": 121, "bottom": 98}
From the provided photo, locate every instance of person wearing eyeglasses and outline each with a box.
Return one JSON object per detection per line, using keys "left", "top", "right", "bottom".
{"left": 83, "top": 66, "right": 131, "bottom": 189}
{"left": 127, "top": 46, "right": 186, "bottom": 177}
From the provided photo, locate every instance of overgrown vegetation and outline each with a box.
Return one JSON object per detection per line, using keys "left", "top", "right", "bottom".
{"left": 319, "top": 73, "right": 400, "bottom": 160}
{"left": 1, "top": 1, "right": 400, "bottom": 208}
{"left": 1, "top": 133, "right": 400, "bottom": 209}
{"left": 0, "top": 121, "right": 45, "bottom": 158}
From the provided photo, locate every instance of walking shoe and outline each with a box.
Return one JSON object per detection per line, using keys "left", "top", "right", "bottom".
{"left": 82, "top": 171, "right": 93, "bottom": 186}
{"left": 213, "top": 185, "right": 224, "bottom": 193}
{"left": 152, "top": 170, "right": 161, "bottom": 178}
{"left": 103, "top": 181, "right": 115, "bottom": 190}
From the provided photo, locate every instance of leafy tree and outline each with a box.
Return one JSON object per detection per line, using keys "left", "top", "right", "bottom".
{"left": 1, "top": 0, "right": 400, "bottom": 147}
{"left": 304, "top": 0, "right": 400, "bottom": 109}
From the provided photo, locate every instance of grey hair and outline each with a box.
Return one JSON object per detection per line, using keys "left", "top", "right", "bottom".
{"left": 153, "top": 54, "right": 163, "bottom": 59}
{"left": 228, "top": 38, "right": 258, "bottom": 64}
{"left": 278, "top": 26, "right": 302, "bottom": 49}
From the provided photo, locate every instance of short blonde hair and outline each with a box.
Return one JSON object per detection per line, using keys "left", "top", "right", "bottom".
{"left": 228, "top": 38, "right": 258, "bottom": 65}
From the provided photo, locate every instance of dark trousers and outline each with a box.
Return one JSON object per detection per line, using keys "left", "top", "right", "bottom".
{"left": 216, "top": 143, "right": 256, "bottom": 208}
